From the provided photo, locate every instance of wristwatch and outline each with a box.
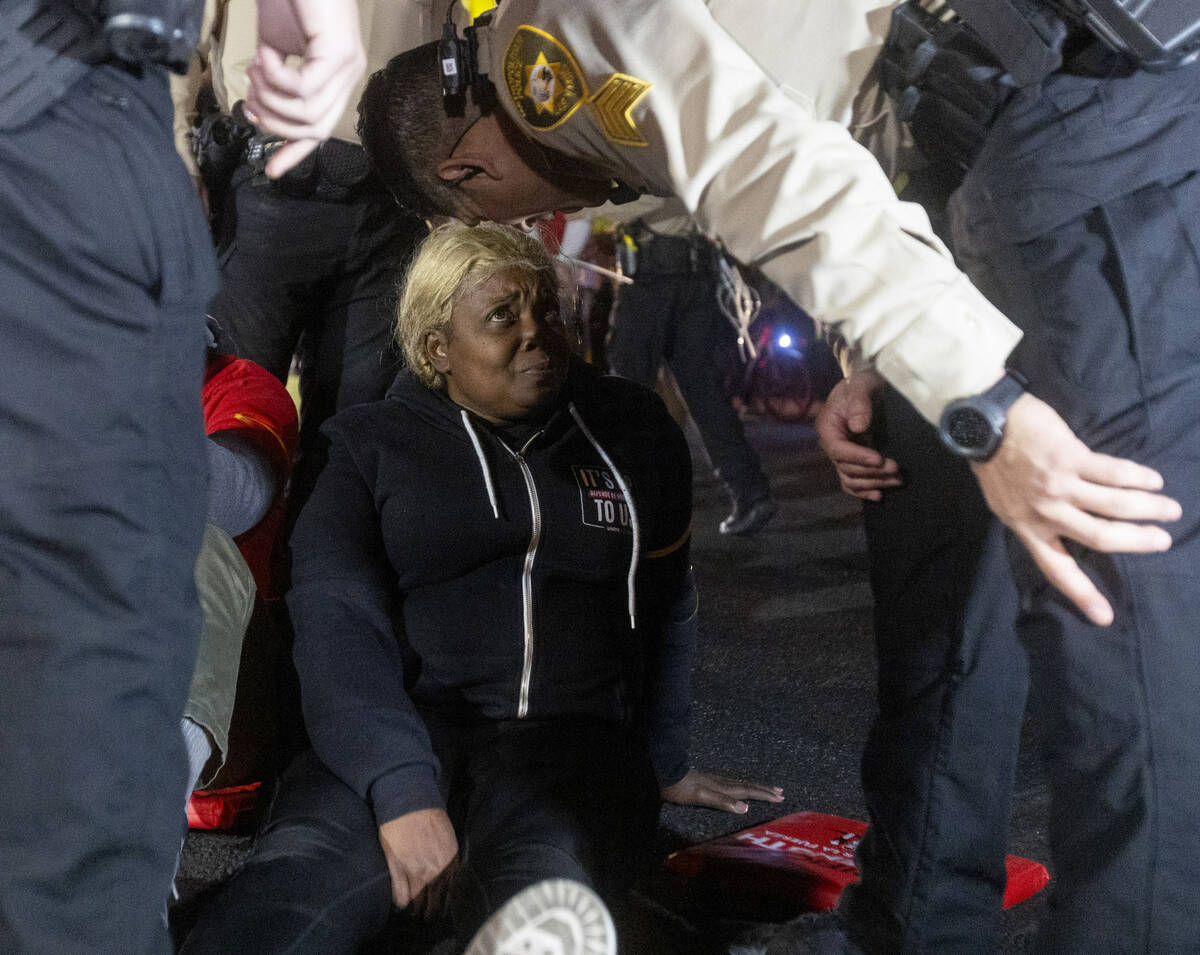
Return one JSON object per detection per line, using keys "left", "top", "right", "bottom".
{"left": 938, "top": 371, "right": 1027, "bottom": 460}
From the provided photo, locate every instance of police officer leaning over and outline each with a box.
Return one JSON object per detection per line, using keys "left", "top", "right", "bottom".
{"left": 0, "top": 1, "right": 363, "bottom": 952}
{"left": 356, "top": 0, "right": 1200, "bottom": 951}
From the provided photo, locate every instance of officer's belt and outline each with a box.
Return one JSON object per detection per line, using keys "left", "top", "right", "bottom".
{"left": 193, "top": 106, "right": 380, "bottom": 204}
{"left": 248, "top": 136, "right": 379, "bottom": 204}
{"left": 631, "top": 233, "right": 716, "bottom": 277}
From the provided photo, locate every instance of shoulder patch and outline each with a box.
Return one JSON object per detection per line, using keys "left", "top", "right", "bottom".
{"left": 504, "top": 26, "right": 588, "bottom": 130}
{"left": 504, "top": 26, "right": 652, "bottom": 146}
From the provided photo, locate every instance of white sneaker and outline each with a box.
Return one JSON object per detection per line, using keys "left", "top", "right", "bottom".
{"left": 463, "top": 878, "right": 617, "bottom": 955}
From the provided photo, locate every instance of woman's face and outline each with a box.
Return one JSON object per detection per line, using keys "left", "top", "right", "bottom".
{"left": 429, "top": 268, "right": 569, "bottom": 426}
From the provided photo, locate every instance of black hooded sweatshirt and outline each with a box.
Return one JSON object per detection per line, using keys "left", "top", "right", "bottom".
{"left": 288, "top": 359, "right": 693, "bottom": 825}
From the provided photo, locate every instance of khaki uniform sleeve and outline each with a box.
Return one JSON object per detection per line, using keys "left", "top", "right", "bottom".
{"left": 501, "top": 0, "right": 1020, "bottom": 423}
{"left": 170, "top": 0, "right": 221, "bottom": 177}
{"left": 212, "top": 0, "right": 255, "bottom": 113}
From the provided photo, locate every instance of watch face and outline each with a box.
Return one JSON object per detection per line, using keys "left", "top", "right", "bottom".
{"left": 945, "top": 406, "right": 995, "bottom": 451}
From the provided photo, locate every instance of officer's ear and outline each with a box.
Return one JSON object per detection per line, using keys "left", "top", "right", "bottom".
{"left": 436, "top": 155, "right": 500, "bottom": 186}
{"left": 436, "top": 111, "right": 507, "bottom": 186}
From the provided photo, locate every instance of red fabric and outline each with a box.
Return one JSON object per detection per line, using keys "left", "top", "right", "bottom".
{"left": 665, "top": 812, "right": 1050, "bottom": 920}
{"left": 186, "top": 782, "right": 263, "bottom": 831}
{"left": 202, "top": 354, "right": 299, "bottom": 599}
{"left": 536, "top": 211, "right": 567, "bottom": 250}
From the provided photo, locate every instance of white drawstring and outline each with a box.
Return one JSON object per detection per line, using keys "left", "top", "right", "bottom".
{"left": 569, "top": 403, "right": 640, "bottom": 629}
{"left": 460, "top": 410, "right": 500, "bottom": 519}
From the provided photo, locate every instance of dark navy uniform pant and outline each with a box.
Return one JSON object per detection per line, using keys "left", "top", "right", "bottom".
{"left": 846, "top": 58, "right": 1200, "bottom": 954}
{"left": 841, "top": 394, "right": 1025, "bottom": 955}
{"left": 0, "top": 65, "right": 217, "bottom": 954}
{"left": 955, "top": 59, "right": 1200, "bottom": 953}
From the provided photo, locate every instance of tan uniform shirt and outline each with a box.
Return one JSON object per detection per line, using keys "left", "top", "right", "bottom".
{"left": 173, "top": 0, "right": 435, "bottom": 170}
{"left": 480, "top": 0, "right": 1022, "bottom": 423}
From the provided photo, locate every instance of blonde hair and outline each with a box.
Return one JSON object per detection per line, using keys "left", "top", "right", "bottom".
{"left": 397, "top": 222, "right": 560, "bottom": 390}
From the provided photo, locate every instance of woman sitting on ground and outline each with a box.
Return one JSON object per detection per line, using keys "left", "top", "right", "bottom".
{"left": 181, "top": 221, "right": 780, "bottom": 955}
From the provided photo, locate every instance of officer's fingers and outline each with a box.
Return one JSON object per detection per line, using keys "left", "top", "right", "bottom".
{"left": 245, "top": 69, "right": 342, "bottom": 139}
{"left": 1046, "top": 503, "right": 1173, "bottom": 555}
{"left": 1020, "top": 531, "right": 1114, "bottom": 627}
{"left": 840, "top": 474, "right": 902, "bottom": 496}
{"left": 841, "top": 393, "right": 875, "bottom": 435}
{"left": 834, "top": 458, "right": 899, "bottom": 479}
{"left": 244, "top": 72, "right": 309, "bottom": 127}
{"left": 252, "top": 44, "right": 331, "bottom": 101}
{"left": 1071, "top": 480, "right": 1182, "bottom": 525}
{"left": 248, "top": 51, "right": 350, "bottom": 139}
{"left": 821, "top": 439, "right": 888, "bottom": 469}
{"left": 834, "top": 457, "right": 902, "bottom": 499}
{"left": 294, "top": 37, "right": 366, "bottom": 98}
{"left": 1076, "top": 448, "right": 1167, "bottom": 492}
{"left": 264, "top": 138, "right": 320, "bottom": 179}
{"left": 252, "top": 38, "right": 363, "bottom": 130}
{"left": 247, "top": 48, "right": 331, "bottom": 123}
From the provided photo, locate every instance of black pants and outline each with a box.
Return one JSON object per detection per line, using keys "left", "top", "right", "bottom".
{"left": 211, "top": 166, "right": 426, "bottom": 516}
{"left": 846, "top": 59, "right": 1200, "bottom": 954}
{"left": 181, "top": 719, "right": 660, "bottom": 953}
{"left": 841, "top": 393, "right": 1025, "bottom": 954}
{"left": 0, "top": 64, "right": 217, "bottom": 954}
{"left": 607, "top": 246, "right": 769, "bottom": 504}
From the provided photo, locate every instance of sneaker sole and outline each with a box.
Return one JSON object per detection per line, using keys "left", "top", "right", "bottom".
{"left": 463, "top": 878, "right": 617, "bottom": 955}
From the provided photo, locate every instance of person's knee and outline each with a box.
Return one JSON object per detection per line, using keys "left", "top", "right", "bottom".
{"left": 254, "top": 752, "right": 385, "bottom": 872}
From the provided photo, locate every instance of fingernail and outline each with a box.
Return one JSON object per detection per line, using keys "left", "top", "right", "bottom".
{"left": 1090, "top": 604, "right": 1114, "bottom": 627}
{"left": 735, "top": 802, "right": 748, "bottom": 813}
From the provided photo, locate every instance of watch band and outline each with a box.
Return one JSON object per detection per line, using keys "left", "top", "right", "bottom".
{"left": 985, "top": 370, "right": 1027, "bottom": 413}
{"left": 939, "top": 370, "right": 1027, "bottom": 460}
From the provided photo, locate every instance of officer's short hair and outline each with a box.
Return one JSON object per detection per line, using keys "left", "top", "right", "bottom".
{"left": 397, "top": 222, "right": 559, "bottom": 391}
{"left": 358, "top": 42, "right": 475, "bottom": 219}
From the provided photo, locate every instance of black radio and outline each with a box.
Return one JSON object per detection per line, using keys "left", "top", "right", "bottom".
{"left": 0, "top": 0, "right": 201, "bottom": 129}
{"left": 1067, "top": 0, "right": 1200, "bottom": 70}
{"left": 438, "top": 0, "right": 493, "bottom": 100}
{"left": 951, "top": 0, "right": 1200, "bottom": 77}
{"left": 101, "top": 0, "right": 203, "bottom": 74}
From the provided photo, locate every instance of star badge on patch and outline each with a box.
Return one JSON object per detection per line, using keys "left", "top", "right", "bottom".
{"left": 524, "top": 52, "right": 565, "bottom": 114}
{"left": 503, "top": 26, "right": 652, "bottom": 145}
{"left": 505, "top": 27, "right": 586, "bottom": 129}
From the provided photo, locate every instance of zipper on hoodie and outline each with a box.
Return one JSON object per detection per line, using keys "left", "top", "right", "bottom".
{"left": 506, "top": 432, "right": 543, "bottom": 718}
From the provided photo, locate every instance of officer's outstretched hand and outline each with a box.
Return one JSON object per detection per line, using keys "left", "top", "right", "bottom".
{"left": 249, "top": 0, "right": 367, "bottom": 178}
{"left": 815, "top": 368, "right": 901, "bottom": 502}
{"left": 662, "top": 769, "right": 784, "bottom": 815}
{"left": 378, "top": 808, "right": 459, "bottom": 918}
{"left": 972, "top": 393, "right": 1181, "bottom": 627}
